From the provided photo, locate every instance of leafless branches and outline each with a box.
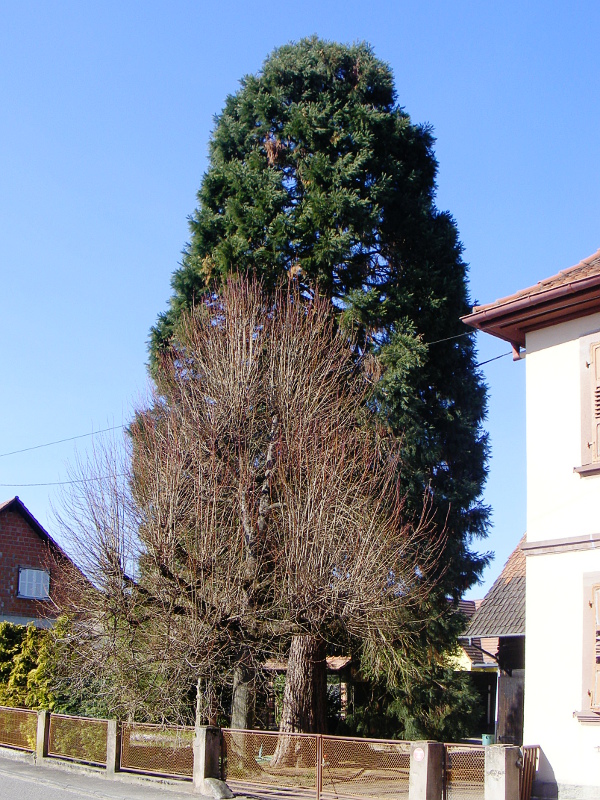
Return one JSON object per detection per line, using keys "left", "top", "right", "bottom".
{"left": 54, "top": 277, "right": 441, "bottom": 725}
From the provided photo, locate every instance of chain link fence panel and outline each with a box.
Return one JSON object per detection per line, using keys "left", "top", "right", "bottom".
{"left": 222, "top": 728, "right": 318, "bottom": 792}
{"left": 47, "top": 713, "right": 108, "bottom": 766}
{"left": 321, "top": 735, "right": 410, "bottom": 800}
{"left": 444, "top": 744, "right": 484, "bottom": 800}
{"left": 0, "top": 706, "right": 37, "bottom": 752}
{"left": 120, "top": 722, "right": 194, "bottom": 779}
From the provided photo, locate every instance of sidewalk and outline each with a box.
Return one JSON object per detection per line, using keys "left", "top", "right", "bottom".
{"left": 0, "top": 749, "right": 204, "bottom": 800}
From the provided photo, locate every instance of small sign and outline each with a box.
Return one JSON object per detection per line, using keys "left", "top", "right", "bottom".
{"left": 413, "top": 747, "right": 425, "bottom": 762}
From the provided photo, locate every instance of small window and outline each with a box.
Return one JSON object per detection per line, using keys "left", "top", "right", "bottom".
{"left": 17, "top": 568, "right": 50, "bottom": 600}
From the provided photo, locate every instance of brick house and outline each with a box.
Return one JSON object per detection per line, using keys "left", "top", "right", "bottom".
{"left": 0, "top": 496, "right": 73, "bottom": 628}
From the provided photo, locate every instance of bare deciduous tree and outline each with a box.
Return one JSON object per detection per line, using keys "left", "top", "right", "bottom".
{"left": 55, "top": 277, "right": 440, "bottom": 735}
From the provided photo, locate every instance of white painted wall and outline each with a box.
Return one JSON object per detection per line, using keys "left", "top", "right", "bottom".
{"left": 524, "top": 312, "right": 600, "bottom": 791}
{"left": 524, "top": 549, "right": 600, "bottom": 787}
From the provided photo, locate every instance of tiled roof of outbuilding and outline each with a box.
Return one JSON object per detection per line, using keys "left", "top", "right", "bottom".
{"left": 466, "top": 537, "right": 526, "bottom": 638}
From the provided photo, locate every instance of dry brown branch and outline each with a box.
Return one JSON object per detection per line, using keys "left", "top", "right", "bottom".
{"left": 54, "top": 276, "right": 442, "bottom": 729}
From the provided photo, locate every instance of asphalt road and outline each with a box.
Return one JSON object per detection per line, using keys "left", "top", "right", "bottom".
{"left": 0, "top": 752, "right": 201, "bottom": 800}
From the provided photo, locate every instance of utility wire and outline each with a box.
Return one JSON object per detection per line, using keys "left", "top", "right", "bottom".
{"left": 0, "top": 333, "right": 508, "bottom": 483}
{"left": 426, "top": 330, "right": 475, "bottom": 346}
{"left": 475, "top": 351, "right": 513, "bottom": 367}
{"left": 0, "top": 424, "right": 125, "bottom": 459}
{"left": 3, "top": 351, "right": 513, "bottom": 488}
{"left": 0, "top": 474, "right": 126, "bottom": 488}
{"left": 427, "top": 332, "right": 513, "bottom": 366}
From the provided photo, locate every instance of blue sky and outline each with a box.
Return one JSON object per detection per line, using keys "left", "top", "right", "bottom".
{"left": 1, "top": 1, "right": 599, "bottom": 598}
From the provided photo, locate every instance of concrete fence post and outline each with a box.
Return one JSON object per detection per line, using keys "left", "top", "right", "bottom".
{"left": 408, "top": 740, "right": 444, "bottom": 800}
{"left": 193, "top": 725, "right": 232, "bottom": 798}
{"left": 484, "top": 745, "right": 520, "bottom": 800}
{"left": 106, "top": 719, "right": 121, "bottom": 777}
{"left": 35, "top": 709, "right": 50, "bottom": 763}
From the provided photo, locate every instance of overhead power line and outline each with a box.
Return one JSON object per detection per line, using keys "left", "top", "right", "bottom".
{"left": 0, "top": 333, "right": 510, "bottom": 485}
{"left": 0, "top": 474, "right": 126, "bottom": 488}
{"left": 0, "top": 424, "right": 125, "bottom": 459}
{"left": 427, "top": 330, "right": 475, "bottom": 346}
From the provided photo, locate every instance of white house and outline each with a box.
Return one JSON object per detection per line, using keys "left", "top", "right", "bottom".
{"left": 464, "top": 249, "right": 600, "bottom": 799}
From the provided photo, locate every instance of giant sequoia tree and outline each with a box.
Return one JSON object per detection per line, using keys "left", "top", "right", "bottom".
{"left": 151, "top": 38, "right": 489, "bottom": 732}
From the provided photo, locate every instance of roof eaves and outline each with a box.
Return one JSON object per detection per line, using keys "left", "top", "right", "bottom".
{"left": 462, "top": 254, "right": 600, "bottom": 346}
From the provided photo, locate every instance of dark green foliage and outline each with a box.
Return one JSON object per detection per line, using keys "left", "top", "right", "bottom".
{"left": 0, "top": 622, "right": 48, "bottom": 709}
{"left": 0, "top": 622, "right": 25, "bottom": 688}
{"left": 0, "top": 620, "right": 110, "bottom": 717}
{"left": 390, "top": 665, "right": 482, "bottom": 742}
{"left": 338, "top": 666, "right": 481, "bottom": 742}
{"left": 152, "top": 37, "right": 438, "bottom": 348}
{"left": 151, "top": 36, "right": 489, "bottom": 718}
{"left": 332, "top": 613, "right": 482, "bottom": 742}
{"left": 151, "top": 35, "right": 488, "bottom": 593}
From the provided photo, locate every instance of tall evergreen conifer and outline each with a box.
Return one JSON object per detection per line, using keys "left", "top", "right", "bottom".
{"left": 151, "top": 37, "right": 489, "bottom": 731}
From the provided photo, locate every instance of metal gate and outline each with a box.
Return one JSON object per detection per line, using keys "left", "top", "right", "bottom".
{"left": 443, "top": 744, "right": 485, "bottom": 800}
{"left": 442, "top": 742, "right": 539, "bottom": 800}
{"left": 222, "top": 728, "right": 410, "bottom": 800}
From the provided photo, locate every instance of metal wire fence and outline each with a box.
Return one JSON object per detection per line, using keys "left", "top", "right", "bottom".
{"left": 47, "top": 713, "right": 108, "bottom": 766}
{"left": 0, "top": 704, "right": 536, "bottom": 800}
{"left": 222, "top": 728, "right": 318, "bottom": 791}
{"left": 222, "top": 729, "right": 411, "bottom": 800}
{"left": 0, "top": 706, "right": 37, "bottom": 752}
{"left": 444, "top": 744, "right": 485, "bottom": 800}
{"left": 321, "top": 735, "right": 410, "bottom": 800}
{"left": 120, "top": 722, "right": 194, "bottom": 779}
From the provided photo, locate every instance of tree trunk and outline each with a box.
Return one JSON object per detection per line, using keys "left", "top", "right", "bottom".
{"left": 231, "top": 662, "right": 254, "bottom": 730}
{"left": 229, "top": 663, "right": 261, "bottom": 776}
{"left": 271, "top": 634, "right": 327, "bottom": 767}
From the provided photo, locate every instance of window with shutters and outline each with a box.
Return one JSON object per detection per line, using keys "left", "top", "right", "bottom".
{"left": 593, "top": 585, "right": 600, "bottom": 710}
{"left": 590, "top": 342, "right": 600, "bottom": 463}
{"left": 577, "top": 574, "right": 600, "bottom": 720}
{"left": 577, "top": 336, "right": 600, "bottom": 472}
{"left": 17, "top": 568, "right": 50, "bottom": 600}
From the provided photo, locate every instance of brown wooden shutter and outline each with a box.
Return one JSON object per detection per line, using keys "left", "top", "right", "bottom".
{"left": 591, "top": 343, "right": 600, "bottom": 463}
{"left": 593, "top": 585, "right": 600, "bottom": 708}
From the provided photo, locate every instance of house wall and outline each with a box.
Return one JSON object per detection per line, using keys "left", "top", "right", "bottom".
{"left": 524, "top": 313, "right": 600, "bottom": 795}
{"left": 526, "top": 312, "right": 600, "bottom": 543}
{"left": 0, "top": 509, "right": 59, "bottom": 627}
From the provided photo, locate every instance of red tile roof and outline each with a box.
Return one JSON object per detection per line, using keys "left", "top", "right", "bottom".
{"left": 466, "top": 536, "right": 526, "bottom": 638}
{"left": 474, "top": 250, "right": 600, "bottom": 313}
{"left": 463, "top": 249, "right": 600, "bottom": 347}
